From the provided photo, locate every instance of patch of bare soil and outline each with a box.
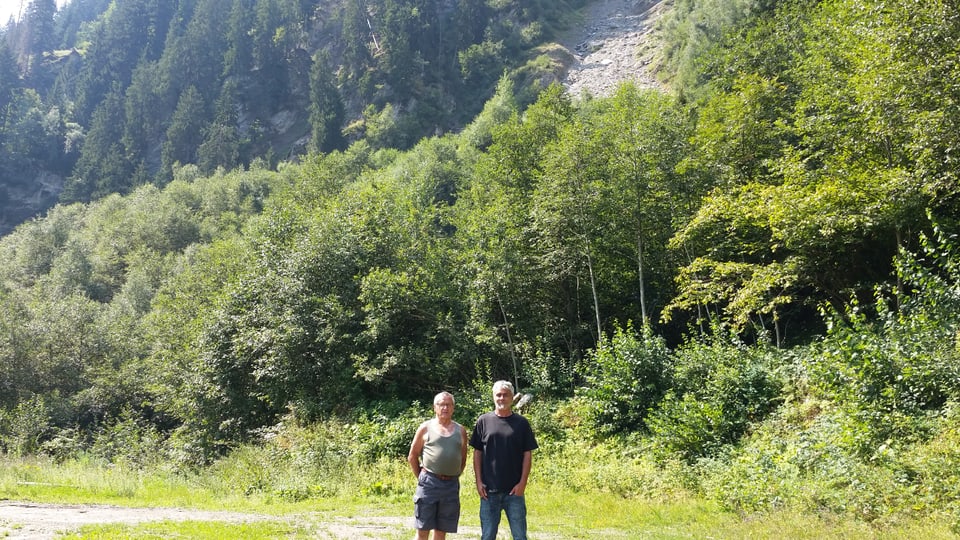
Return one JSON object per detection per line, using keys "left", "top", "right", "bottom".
{"left": 559, "top": 0, "right": 666, "bottom": 98}
{"left": 0, "top": 502, "right": 426, "bottom": 539}
{"left": 0, "top": 501, "right": 508, "bottom": 539}
{"left": 0, "top": 502, "right": 273, "bottom": 539}
{"left": 0, "top": 500, "right": 568, "bottom": 539}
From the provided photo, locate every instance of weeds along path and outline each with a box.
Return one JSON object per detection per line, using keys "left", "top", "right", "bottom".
{"left": 560, "top": 0, "right": 666, "bottom": 98}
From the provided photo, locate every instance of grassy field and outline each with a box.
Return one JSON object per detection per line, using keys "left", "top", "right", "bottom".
{"left": 0, "top": 456, "right": 957, "bottom": 539}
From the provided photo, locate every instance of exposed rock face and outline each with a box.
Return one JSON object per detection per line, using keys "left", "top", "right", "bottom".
{"left": 560, "top": 0, "right": 665, "bottom": 99}
{"left": 0, "top": 171, "right": 63, "bottom": 235}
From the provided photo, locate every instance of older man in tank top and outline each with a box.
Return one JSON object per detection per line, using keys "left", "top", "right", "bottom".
{"left": 408, "top": 391, "right": 469, "bottom": 539}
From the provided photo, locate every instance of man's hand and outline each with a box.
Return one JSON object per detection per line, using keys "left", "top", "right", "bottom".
{"left": 509, "top": 480, "right": 526, "bottom": 497}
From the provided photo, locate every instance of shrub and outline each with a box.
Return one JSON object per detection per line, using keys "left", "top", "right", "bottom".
{"left": 698, "top": 396, "right": 950, "bottom": 522}
{"left": 809, "top": 222, "right": 960, "bottom": 420}
{"left": 578, "top": 323, "right": 671, "bottom": 436}
{"left": 352, "top": 402, "right": 426, "bottom": 460}
{"left": 89, "top": 410, "right": 164, "bottom": 468}
{"left": 647, "top": 334, "right": 782, "bottom": 462}
{"left": 0, "top": 396, "right": 50, "bottom": 457}
{"left": 901, "top": 402, "right": 960, "bottom": 522}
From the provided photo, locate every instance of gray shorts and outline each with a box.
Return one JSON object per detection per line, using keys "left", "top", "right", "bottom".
{"left": 413, "top": 470, "right": 461, "bottom": 532}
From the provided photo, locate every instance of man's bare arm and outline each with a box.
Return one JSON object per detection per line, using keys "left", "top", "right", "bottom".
{"left": 473, "top": 449, "right": 487, "bottom": 499}
{"left": 511, "top": 450, "right": 532, "bottom": 496}
{"left": 407, "top": 422, "right": 428, "bottom": 478}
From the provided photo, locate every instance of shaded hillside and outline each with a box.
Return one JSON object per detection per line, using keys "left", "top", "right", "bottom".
{"left": 0, "top": 0, "right": 592, "bottom": 235}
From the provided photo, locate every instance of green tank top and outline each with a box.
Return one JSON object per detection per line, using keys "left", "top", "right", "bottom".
{"left": 422, "top": 421, "right": 463, "bottom": 477}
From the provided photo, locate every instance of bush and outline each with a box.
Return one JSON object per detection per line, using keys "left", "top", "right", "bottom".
{"left": 199, "top": 414, "right": 419, "bottom": 502}
{"left": 647, "top": 334, "right": 782, "bottom": 462}
{"left": 809, "top": 223, "right": 960, "bottom": 419}
{"left": 89, "top": 410, "right": 164, "bottom": 468}
{"left": 578, "top": 323, "right": 671, "bottom": 436}
{"left": 0, "top": 396, "right": 50, "bottom": 457}
{"left": 901, "top": 402, "right": 960, "bottom": 522}
{"left": 697, "top": 396, "right": 952, "bottom": 522}
{"left": 352, "top": 402, "right": 426, "bottom": 460}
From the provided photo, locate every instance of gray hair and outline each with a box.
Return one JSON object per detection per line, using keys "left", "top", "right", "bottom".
{"left": 433, "top": 391, "right": 455, "bottom": 405}
{"left": 492, "top": 380, "right": 515, "bottom": 395}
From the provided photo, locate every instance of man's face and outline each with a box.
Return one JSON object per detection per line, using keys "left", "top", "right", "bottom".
{"left": 493, "top": 386, "right": 513, "bottom": 413}
{"left": 434, "top": 396, "right": 454, "bottom": 420}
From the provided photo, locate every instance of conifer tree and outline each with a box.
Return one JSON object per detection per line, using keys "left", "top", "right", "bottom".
{"left": 161, "top": 86, "right": 208, "bottom": 177}
{"left": 308, "top": 51, "right": 345, "bottom": 154}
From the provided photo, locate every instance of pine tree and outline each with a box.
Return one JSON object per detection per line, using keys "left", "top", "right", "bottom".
{"left": 161, "top": 85, "right": 208, "bottom": 177}
{"left": 308, "top": 51, "right": 345, "bottom": 154}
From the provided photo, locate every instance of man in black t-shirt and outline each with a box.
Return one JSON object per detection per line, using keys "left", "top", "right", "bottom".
{"left": 470, "top": 380, "right": 538, "bottom": 540}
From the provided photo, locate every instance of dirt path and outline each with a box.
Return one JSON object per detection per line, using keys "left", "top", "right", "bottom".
{"left": 0, "top": 502, "right": 271, "bottom": 539}
{"left": 559, "top": 0, "right": 666, "bottom": 98}
{"left": 0, "top": 501, "right": 423, "bottom": 539}
{"left": 0, "top": 500, "right": 553, "bottom": 539}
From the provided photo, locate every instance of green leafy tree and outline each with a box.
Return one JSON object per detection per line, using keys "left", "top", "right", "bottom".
{"left": 532, "top": 112, "right": 609, "bottom": 341}
{"left": 665, "top": 1, "right": 935, "bottom": 341}
{"left": 250, "top": 0, "right": 287, "bottom": 109}
{"left": 0, "top": 41, "right": 20, "bottom": 117}
{"left": 337, "top": 0, "right": 375, "bottom": 98}
{"left": 222, "top": 0, "right": 255, "bottom": 79}
{"left": 0, "top": 287, "right": 32, "bottom": 408}
{"left": 20, "top": 0, "right": 56, "bottom": 78}
{"left": 349, "top": 138, "right": 469, "bottom": 394}
{"left": 592, "top": 85, "right": 694, "bottom": 328}
{"left": 377, "top": 0, "right": 419, "bottom": 97}
{"left": 453, "top": 83, "right": 573, "bottom": 383}
{"left": 453, "top": 0, "right": 490, "bottom": 50}
{"left": 122, "top": 62, "right": 165, "bottom": 177}
{"left": 0, "top": 89, "right": 48, "bottom": 164}
{"left": 74, "top": 0, "right": 173, "bottom": 122}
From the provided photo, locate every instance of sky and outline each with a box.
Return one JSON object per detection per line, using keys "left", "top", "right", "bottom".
{"left": 0, "top": 0, "right": 70, "bottom": 25}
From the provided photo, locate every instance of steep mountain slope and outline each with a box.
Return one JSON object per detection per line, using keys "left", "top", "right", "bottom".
{"left": 560, "top": 0, "right": 665, "bottom": 98}
{"left": 0, "top": 0, "right": 667, "bottom": 236}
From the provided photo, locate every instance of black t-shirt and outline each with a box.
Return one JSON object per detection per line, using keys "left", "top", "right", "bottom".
{"left": 469, "top": 411, "right": 538, "bottom": 492}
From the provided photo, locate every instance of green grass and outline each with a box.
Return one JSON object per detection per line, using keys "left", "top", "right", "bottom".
{"left": 53, "top": 496, "right": 960, "bottom": 540}
{"left": 0, "top": 455, "right": 956, "bottom": 539}
{"left": 528, "top": 487, "right": 958, "bottom": 539}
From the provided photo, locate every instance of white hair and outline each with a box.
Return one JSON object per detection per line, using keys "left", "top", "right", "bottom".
{"left": 434, "top": 391, "right": 455, "bottom": 405}
{"left": 492, "top": 380, "right": 515, "bottom": 395}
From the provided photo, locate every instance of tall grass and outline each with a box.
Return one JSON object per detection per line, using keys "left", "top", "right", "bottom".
{"left": 1, "top": 410, "right": 958, "bottom": 539}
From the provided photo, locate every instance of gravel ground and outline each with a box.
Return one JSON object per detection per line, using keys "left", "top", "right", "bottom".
{"left": 0, "top": 501, "right": 271, "bottom": 539}
{"left": 560, "top": 0, "right": 665, "bottom": 98}
{"left": 0, "top": 501, "right": 419, "bottom": 539}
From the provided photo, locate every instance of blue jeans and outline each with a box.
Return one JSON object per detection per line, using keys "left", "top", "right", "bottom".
{"left": 479, "top": 492, "right": 527, "bottom": 540}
